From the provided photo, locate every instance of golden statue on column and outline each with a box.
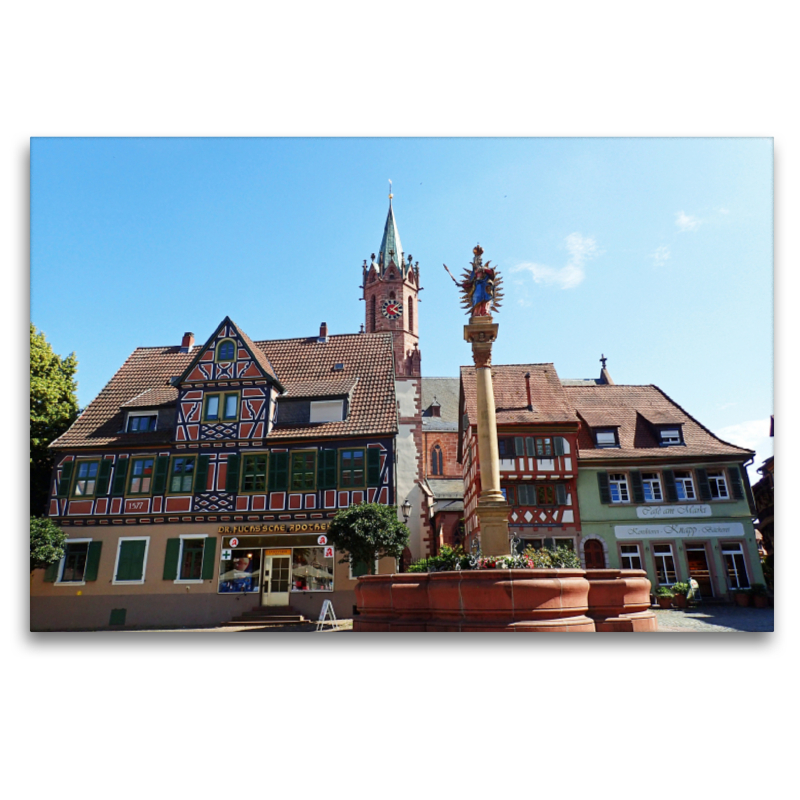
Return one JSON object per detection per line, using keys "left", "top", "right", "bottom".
{"left": 444, "top": 245, "right": 510, "bottom": 556}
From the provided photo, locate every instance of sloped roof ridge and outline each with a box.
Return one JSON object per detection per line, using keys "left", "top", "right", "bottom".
{"left": 252, "top": 331, "right": 392, "bottom": 345}
{"left": 649, "top": 384, "right": 753, "bottom": 454}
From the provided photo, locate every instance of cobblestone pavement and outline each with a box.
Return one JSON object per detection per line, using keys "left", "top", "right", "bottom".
{"left": 653, "top": 605, "right": 774, "bottom": 632}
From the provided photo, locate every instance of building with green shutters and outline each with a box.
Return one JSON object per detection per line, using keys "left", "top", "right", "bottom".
{"left": 565, "top": 379, "right": 764, "bottom": 600}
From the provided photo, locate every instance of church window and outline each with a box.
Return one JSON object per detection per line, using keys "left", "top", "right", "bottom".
{"left": 370, "top": 296, "right": 376, "bottom": 330}
{"left": 216, "top": 340, "right": 236, "bottom": 362}
{"left": 431, "top": 444, "right": 443, "bottom": 476}
{"left": 408, "top": 297, "right": 414, "bottom": 333}
{"left": 128, "top": 457, "right": 155, "bottom": 495}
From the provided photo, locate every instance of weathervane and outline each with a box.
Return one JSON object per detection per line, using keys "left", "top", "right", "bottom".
{"left": 443, "top": 244, "right": 504, "bottom": 316}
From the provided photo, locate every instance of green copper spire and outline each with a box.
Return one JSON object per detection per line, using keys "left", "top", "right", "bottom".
{"left": 378, "top": 182, "right": 405, "bottom": 275}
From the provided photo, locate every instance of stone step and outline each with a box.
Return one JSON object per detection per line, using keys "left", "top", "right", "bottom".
{"left": 226, "top": 614, "right": 307, "bottom": 626}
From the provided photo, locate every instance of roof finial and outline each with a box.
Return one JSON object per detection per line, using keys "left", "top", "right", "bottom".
{"left": 600, "top": 353, "right": 608, "bottom": 369}
{"left": 388, "top": 178, "right": 393, "bottom": 201}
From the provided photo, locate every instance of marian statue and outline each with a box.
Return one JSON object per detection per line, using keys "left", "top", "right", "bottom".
{"left": 444, "top": 244, "right": 504, "bottom": 316}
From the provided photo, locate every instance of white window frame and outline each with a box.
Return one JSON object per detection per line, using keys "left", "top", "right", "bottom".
{"left": 55, "top": 538, "right": 92, "bottom": 585}
{"left": 620, "top": 543, "right": 642, "bottom": 570}
{"left": 659, "top": 428, "right": 682, "bottom": 446}
{"left": 707, "top": 470, "right": 729, "bottom": 500}
{"left": 126, "top": 411, "right": 158, "bottom": 433}
{"left": 310, "top": 400, "right": 345, "bottom": 423}
{"left": 674, "top": 470, "right": 696, "bottom": 501}
{"left": 722, "top": 542, "right": 750, "bottom": 589}
{"left": 609, "top": 473, "right": 630, "bottom": 503}
{"left": 112, "top": 536, "right": 151, "bottom": 585}
{"left": 652, "top": 543, "right": 678, "bottom": 585}
{"left": 175, "top": 533, "right": 209, "bottom": 584}
{"left": 595, "top": 430, "right": 618, "bottom": 448}
{"left": 642, "top": 472, "right": 663, "bottom": 502}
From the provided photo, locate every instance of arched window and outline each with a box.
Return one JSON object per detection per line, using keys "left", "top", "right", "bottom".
{"left": 408, "top": 296, "right": 414, "bottom": 333}
{"left": 431, "top": 444, "right": 443, "bottom": 476}
{"left": 217, "top": 339, "right": 235, "bottom": 362}
{"left": 370, "top": 296, "right": 376, "bottom": 331}
{"left": 584, "top": 539, "right": 605, "bottom": 569}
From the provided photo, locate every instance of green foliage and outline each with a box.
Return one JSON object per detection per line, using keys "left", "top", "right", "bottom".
{"left": 671, "top": 581, "right": 690, "bottom": 597}
{"left": 656, "top": 585, "right": 674, "bottom": 597}
{"left": 30, "top": 324, "right": 79, "bottom": 516}
{"left": 30, "top": 517, "right": 67, "bottom": 572}
{"left": 326, "top": 503, "right": 409, "bottom": 575}
{"left": 408, "top": 544, "right": 471, "bottom": 573}
{"left": 523, "top": 545, "right": 582, "bottom": 569}
{"left": 750, "top": 583, "right": 768, "bottom": 596}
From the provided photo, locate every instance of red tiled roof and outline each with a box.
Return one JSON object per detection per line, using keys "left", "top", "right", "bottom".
{"left": 121, "top": 387, "right": 179, "bottom": 408}
{"left": 51, "top": 331, "right": 397, "bottom": 449}
{"left": 566, "top": 384, "right": 753, "bottom": 460}
{"left": 280, "top": 377, "right": 358, "bottom": 399}
{"left": 461, "top": 364, "right": 576, "bottom": 427}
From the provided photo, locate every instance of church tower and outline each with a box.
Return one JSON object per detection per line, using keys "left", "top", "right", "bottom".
{"left": 362, "top": 190, "right": 421, "bottom": 378}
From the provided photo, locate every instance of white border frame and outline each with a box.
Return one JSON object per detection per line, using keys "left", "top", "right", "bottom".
{"left": 54, "top": 538, "right": 92, "bottom": 585}
{"left": 174, "top": 533, "right": 208, "bottom": 584}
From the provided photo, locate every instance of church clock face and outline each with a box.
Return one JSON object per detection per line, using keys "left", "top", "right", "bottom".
{"left": 381, "top": 298, "right": 403, "bottom": 319}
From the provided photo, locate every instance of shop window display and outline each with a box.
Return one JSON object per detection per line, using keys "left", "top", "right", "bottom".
{"left": 291, "top": 547, "right": 334, "bottom": 592}
{"left": 218, "top": 549, "right": 261, "bottom": 593}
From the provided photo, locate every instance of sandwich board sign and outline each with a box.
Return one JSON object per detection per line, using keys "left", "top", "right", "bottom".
{"left": 316, "top": 599, "right": 337, "bottom": 631}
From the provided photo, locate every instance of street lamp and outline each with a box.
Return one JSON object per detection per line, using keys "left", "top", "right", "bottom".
{"left": 401, "top": 499, "right": 411, "bottom": 523}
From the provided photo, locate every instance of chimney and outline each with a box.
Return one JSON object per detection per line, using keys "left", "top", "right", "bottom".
{"left": 180, "top": 332, "right": 195, "bottom": 353}
{"left": 524, "top": 372, "right": 533, "bottom": 411}
{"left": 318, "top": 322, "right": 328, "bottom": 343}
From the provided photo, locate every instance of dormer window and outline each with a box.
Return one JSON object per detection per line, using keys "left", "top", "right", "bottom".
{"left": 309, "top": 400, "right": 345, "bottom": 423}
{"left": 595, "top": 429, "right": 619, "bottom": 448}
{"left": 216, "top": 339, "right": 236, "bottom": 362}
{"left": 659, "top": 427, "right": 683, "bottom": 446}
{"left": 127, "top": 412, "right": 158, "bottom": 433}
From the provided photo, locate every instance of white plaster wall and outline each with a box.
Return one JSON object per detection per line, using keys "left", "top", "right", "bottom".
{"left": 395, "top": 379, "right": 424, "bottom": 560}
{"left": 396, "top": 379, "right": 418, "bottom": 418}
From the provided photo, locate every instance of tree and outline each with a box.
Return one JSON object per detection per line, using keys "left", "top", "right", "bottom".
{"left": 326, "top": 503, "right": 409, "bottom": 576}
{"left": 30, "top": 516, "right": 67, "bottom": 573}
{"left": 30, "top": 324, "right": 78, "bottom": 516}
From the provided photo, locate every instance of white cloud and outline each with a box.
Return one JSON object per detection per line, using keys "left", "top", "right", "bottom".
{"left": 675, "top": 210, "right": 702, "bottom": 231}
{"left": 512, "top": 232, "right": 598, "bottom": 290}
{"left": 651, "top": 245, "right": 670, "bottom": 267}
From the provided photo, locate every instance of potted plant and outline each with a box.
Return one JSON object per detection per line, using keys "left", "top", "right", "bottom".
{"left": 733, "top": 586, "right": 752, "bottom": 607}
{"left": 671, "top": 581, "right": 690, "bottom": 609}
{"left": 655, "top": 585, "right": 674, "bottom": 609}
{"left": 751, "top": 583, "right": 770, "bottom": 608}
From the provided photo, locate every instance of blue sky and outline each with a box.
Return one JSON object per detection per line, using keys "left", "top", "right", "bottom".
{"left": 31, "top": 137, "right": 773, "bottom": 475}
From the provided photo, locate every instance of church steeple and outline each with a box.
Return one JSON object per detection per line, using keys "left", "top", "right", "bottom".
{"left": 361, "top": 187, "right": 421, "bottom": 378}
{"left": 378, "top": 189, "right": 405, "bottom": 276}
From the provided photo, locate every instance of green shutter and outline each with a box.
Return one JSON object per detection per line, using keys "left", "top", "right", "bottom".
{"left": 152, "top": 456, "right": 170, "bottom": 494}
{"left": 663, "top": 470, "right": 678, "bottom": 503}
{"left": 367, "top": 448, "right": 381, "bottom": 487}
{"left": 268, "top": 451, "right": 289, "bottom": 491}
{"left": 728, "top": 466, "right": 745, "bottom": 500}
{"left": 201, "top": 537, "right": 217, "bottom": 580}
{"left": 194, "top": 455, "right": 210, "bottom": 493}
{"left": 163, "top": 538, "right": 180, "bottom": 580}
{"left": 525, "top": 437, "right": 535, "bottom": 457}
{"left": 225, "top": 454, "right": 240, "bottom": 493}
{"left": 44, "top": 560, "right": 61, "bottom": 582}
{"left": 84, "top": 541, "right": 102, "bottom": 582}
{"left": 556, "top": 483, "right": 567, "bottom": 505}
{"left": 96, "top": 459, "right": 112, "bottom": 496}
{"left": 57, "top": 461, "right": 74, "bottom": 498}
{"left": 111, "top": 457, "right": 129, "bottom": 496}
{"left": 553, "top": 437, "right": 565, "bottom": 456}
{"left": 318, "top": 450, "right": 337, "bottom": 489}
{"left": 696, "top": 468, "right": 712, "bottom": 501}
{"left": 116, "top": 540, "right": 146, "bottom": 581}
{"left": 597, "top": 472, "right": 611, "bottom": 504}
{"left": 514, "top": 437, "right": 524, "bottom": 457}
{"left": 630, "top": 471, "right": 645, "bottom": 503}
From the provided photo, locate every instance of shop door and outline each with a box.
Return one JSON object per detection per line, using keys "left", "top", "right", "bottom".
{"left": 261, "top": 556, "right": 291, "bottom": 607}
{"left": 584, "top": 539, "right": 605, "bottom": 569}
{"left": 686, "top": 546, "right": 714, "bottom": 598}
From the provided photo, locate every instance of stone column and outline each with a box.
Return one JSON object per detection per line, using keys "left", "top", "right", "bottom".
{"left": 464, "top": 315, "right": 510, "bottom": 556}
